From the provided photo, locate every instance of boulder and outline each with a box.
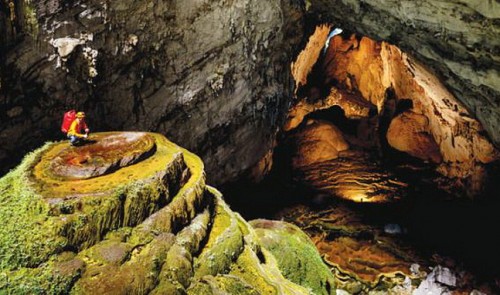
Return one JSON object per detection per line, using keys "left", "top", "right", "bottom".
{"left": 387, "top": 111, "right": 442, "bottom": 163}
{"left": 292, "top": 119, "right": 349, "bottom": 168}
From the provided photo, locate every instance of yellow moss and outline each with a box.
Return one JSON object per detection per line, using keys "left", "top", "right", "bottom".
{"left": 0, "top": 132, "right": 336, "bottom": 295}
{"left": 31, "top": 133, "right": 181, "bottom": 197}
{"left": 187, "top": 274, "right": 261, "bottom": 295}
{"left": 73, "top": 233, "right": 175, "bottom": 295}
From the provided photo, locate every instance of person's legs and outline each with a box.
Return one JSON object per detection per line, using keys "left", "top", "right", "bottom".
{"left": 69, "top": 135, "right": 80, "bottom": 146}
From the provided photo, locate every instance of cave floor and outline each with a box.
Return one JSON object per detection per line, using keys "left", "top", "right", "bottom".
{"left": 223, "top": 157, "right": 500, "bottom": 294}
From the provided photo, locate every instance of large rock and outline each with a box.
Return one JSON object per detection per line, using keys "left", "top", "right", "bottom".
{"left": 0, "top": 0, "right": 304, "bottom": 185}
{"left": 0, "top": 132, "right": 335, "bottom": 294}
{"left": 387, "top": 111, "right": 442, "bottom": 164}
{"left": 291, "top": 119, "right": 349, "bottom": 168}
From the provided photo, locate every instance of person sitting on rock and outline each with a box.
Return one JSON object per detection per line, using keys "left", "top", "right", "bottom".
{"left": 67, "top": 111, "right": 90, "bottom": 146}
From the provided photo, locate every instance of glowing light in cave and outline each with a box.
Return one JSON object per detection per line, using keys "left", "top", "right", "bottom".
{"left": 339, "top": 187, "right": 396, "bottom": 203}
{"left": 323, "top": 27, "right": 343, "bottom": 53}
{"left": 351, "top": 193, "right": 368, "bottom": 203}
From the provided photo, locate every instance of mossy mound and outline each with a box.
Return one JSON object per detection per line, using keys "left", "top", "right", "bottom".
{"left": 0, "top": 132, "right": 334, "bottom": 294}
{"left": 250, "top": 219, "right": 336, "bottom": 295}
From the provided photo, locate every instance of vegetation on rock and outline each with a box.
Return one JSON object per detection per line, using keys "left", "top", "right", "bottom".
{"left": 0, "top": 132, "right": 334, "bottom": 294}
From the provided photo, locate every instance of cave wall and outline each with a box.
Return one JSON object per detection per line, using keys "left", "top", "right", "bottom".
{"left": 2, "top": 0, "right": 499, "bottom": 186}
{"left": 0, "top": 0, "right": 304, "bottom": 184}
{"left": 306, "top": 0, "right": 500, "bottom": 148}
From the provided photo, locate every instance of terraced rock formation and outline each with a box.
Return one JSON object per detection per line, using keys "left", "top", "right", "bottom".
{"left": 0, "top": 132, "right": 334, "bottom": 294}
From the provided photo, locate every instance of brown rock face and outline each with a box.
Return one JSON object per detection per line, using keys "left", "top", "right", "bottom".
{"left": 289, "top": 31, "right": 497, "bottom": 194}
{"left": 324, "top": 35, "right": 497, "bottom": 181}
{"left": 386, "top": 111, "right": 442, "bottom": 164}
{"left": 306, "top": 0, "right": 500, "bottom": 148}
{"left": 291, "top": 120, "right": 349, "bottom": 168}
{"left": 0, "top": 0, "right": 304, "bottom": 185}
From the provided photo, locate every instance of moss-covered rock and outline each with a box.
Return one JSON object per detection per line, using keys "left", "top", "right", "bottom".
{"left": 250, "top": 219, "right": 337, "bottom": 295}
{"left": 0, "top": 132, "right": 334, "bottom": 294}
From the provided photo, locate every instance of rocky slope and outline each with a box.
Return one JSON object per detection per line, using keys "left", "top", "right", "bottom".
{"left": 0, "top": 132, "right": 335, "bottom": 294}
{"left": 0, "top": 0, "right": 304, "bottom": 184}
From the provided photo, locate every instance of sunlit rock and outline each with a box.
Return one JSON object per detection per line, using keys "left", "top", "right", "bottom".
{"left": 0, "top": 132, "right": 331, "bottom": 294}
{"left": 291, "top": 119, "right": 349, "bottom": 168}
{"left": 306, "top": 0, "right": 500, "bottom": 148}
{"left": 291, "top": 24, "right": 331, "bottom": 91}
{"left": 285, "top": 88, "right": 373, "bottom": 131}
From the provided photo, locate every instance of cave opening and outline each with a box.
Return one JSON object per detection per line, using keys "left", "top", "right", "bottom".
{"left": 223, "top": 24, "right": 500, "bottom": 293}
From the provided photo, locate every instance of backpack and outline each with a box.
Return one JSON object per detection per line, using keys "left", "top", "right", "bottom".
{"left": 61, "top": 110, "right": 76, "bottom": 133}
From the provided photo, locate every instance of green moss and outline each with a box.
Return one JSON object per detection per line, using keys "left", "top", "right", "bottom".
{"left": 23, "top": 0, "right": 39, "bottom": 37}
{"left": 0, "top": 132, "right": 337, "bottom": 294}
{"left": 0, "top": 252, "right": 84, "bottom": 294}
{"left": 0, "top": 143, "right": 62, "bottom": 269}
{"left": 193, "top": 189, "right": 244, "bottom": 278}
{"left": 250, "top": 220, "right": 336, "bottom": 295}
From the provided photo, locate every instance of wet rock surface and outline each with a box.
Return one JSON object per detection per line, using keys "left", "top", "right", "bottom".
{"left": 0, "top": 132, "right": 334, "bottom": 294}
{"left": 48, "top": 132, "right": 156, "bottom": 179}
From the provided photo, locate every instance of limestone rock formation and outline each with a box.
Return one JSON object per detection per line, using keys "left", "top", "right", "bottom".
{"left": 0, "top": 0, "right": 304, "bottom": 185}
{"left": 277, "top": 204, "right": 419, "bottom": 293}
{"left": 1, "top": 0, "right": 499, "bottom": 190}
{"left": 289, "top": 31, "right": 498, "bottom": 194}
{"left": 291, "top": 119, "right": 349, "bottom": 168}
{"left": 294, "top": 150, "right": 408, "bottom": 203}
{"left": 387, "top": 111, "right": 442, "bottom": 164}
{"left": 0, "top": 132, "right": 334, "bottom": 294}
{"left": 306, "top": 0, "right": 500, "bottom": 148}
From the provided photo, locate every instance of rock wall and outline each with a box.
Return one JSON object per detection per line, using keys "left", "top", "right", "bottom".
{"left": 0, "top": 0, "right": 304, "bottom": 184}
{"left": 2, "top": 0, "right": 498, "bottom": 187}
{"left": 288, "top": 28, "right": 497, "bottom": 195}
{"left": 306, "top": 0, "right": 500, "bottom": 148}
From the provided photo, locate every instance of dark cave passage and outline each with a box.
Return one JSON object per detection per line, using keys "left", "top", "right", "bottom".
{"left": 224, "top": 24, "right": 500, "bottom": 294}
